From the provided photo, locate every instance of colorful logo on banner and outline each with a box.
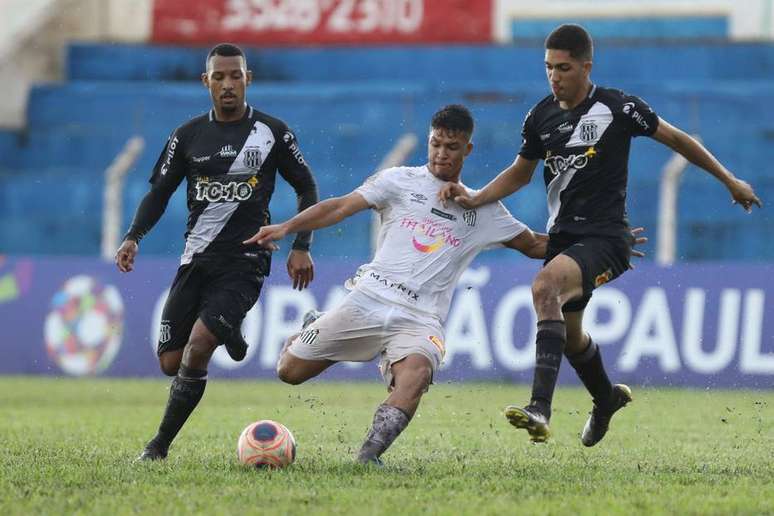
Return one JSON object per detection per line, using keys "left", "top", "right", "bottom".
{"left": 0, "top": 256, "right": 33, "bottom": 303}
{"left": 44, "top": 275, "right": 124, "bottom": 376}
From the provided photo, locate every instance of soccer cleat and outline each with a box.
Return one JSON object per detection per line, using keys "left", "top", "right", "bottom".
{"left": 135, "top": 440, "right": 168, "bottom": 462}
{"left": 302, "top": 309, "right": 324, "bottom": 330}
{"left": 224, "top": 332, "right": 248, "bottom": 362}
{"left": 581, "top": 384, "right": 632, "bottom": 447}
{"left": 504, "top": 404, "right": 551, "bottom": 443}
{"left": 356, "top": 454, "right": 384, "bottom": 467}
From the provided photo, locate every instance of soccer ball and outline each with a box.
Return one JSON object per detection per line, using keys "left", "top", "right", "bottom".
{"left": 237, "top": 420, "right": 296, "bottom": 468}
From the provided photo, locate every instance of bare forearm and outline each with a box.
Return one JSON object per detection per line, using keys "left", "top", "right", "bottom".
{"left": 671, "top": 131, "right": 735, "bottom": 187}
{"left": 283, "top": 197, "right": 350, "bottom": 234}
{"left": 476, "top": 168, "right": 529, "bottom": 205}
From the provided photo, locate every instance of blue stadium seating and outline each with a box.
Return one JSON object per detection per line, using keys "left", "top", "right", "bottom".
{"left": 0, "top": 43, "right": 772, "bottom": 261}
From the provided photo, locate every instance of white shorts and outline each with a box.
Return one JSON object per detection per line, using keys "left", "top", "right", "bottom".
{"left": 287, "top": 289, "right": 446, "bottom": 385}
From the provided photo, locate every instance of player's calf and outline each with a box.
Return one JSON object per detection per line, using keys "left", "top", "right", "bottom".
{"left": 357, "top": 354, "right": 431, "bottom": 465}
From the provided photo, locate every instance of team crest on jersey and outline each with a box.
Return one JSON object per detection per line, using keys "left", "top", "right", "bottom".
{"left": 463, "top": 209, "right": 477, "bottom": 227}
{"left": 159, "top": 323, "right": 171, "bottom": 344}
{"left": 243, "top": 146, "right": 263, "bottom": 170}
{"left": 579, "top": 120, "right": 598, "bottom": 143}
{"left": 299, "top": 328, "right": 319, "bottom": 345}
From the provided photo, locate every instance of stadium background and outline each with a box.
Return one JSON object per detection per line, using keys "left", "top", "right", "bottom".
{"left": 1, "top": 0, "right": 773, "bottom": 388}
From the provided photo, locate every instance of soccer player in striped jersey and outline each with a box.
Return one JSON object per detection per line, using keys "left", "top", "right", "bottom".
{"left": 440, "top": 24, "right": 761, "bottom": 446}
{"left": 115, "top": 43, "right": 319, "bottom": 461}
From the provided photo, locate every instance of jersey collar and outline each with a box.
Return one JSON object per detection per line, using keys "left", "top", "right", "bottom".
{"left": 208, "top": 104, "right": 253, "bottom": 122}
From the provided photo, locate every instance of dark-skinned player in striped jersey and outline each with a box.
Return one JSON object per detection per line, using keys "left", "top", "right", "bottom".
{"left": 115, "top": 44, "right": 319, "bottom": 461}
{"left": 441, "top": 24, "right": 761, "bottom": 446}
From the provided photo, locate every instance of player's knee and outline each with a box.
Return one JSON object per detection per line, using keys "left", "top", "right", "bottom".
{"left": 532, "top": 275, "right": 559, "bottom": 307}
{"left": 276, "top": 363, "right": 304, "bottom": 385}
{"left": 158, "top": 353, "right": 180, "bottom": 376}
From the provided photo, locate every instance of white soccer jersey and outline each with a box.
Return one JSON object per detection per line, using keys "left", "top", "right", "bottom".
{"left": 354, "top": 165, "right": 526, "bottom": 322}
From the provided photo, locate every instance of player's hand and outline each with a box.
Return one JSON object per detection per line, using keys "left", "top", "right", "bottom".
{"left": 287, "top": 250, "right": 314, "bottom": 291}
{"left": 628, "top": 226, "right": 648, "bottom": 269}
{"left": 115, "top": 239, "right": 138, "bottom": 273}
{"left": 243, "top": 224, "right": 287, "bottom": 250}
{"left": 438, "top": 183, "right": 478, "bottom": 209}
{"left": 728, "top": 178, "right": 762, "bottom": 213}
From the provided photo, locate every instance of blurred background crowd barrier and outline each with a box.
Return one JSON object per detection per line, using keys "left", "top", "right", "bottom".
{"left": 1, "top": 0, "right": 772, "bottom": 384}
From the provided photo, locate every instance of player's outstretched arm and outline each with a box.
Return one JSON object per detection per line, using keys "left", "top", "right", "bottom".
{"left": 439, "top": 155, "right": 539, "bottom": 209}
{"left": 503, "top": 226, "right": 649, "bottom": 262}
{"left": 651, "top": 118, "right": 761, "bottom": 212}
{"left": 503, "top": 229, "right": 548, "bottom": 258}
{"left": 244, "top": 192, "right": 370, "bottom": 249}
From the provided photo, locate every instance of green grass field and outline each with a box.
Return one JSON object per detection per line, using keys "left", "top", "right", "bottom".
{"left": 1, "top": 377, "right": 772, "bottom": 515}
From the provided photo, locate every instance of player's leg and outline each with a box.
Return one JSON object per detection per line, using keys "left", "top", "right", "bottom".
{"left": 154, "top": 264, "right": 203, "bottom": 377}
{"left": 357, "top": 312, "right": 443, "bottom": 465}
{"left": 564, "top": 316, "right": 631, "bottom": 446}
{"left": 139, "top": 319, "right": 219, "bottom": 460}
{"left": 277, "top": 293, "right": 381, "bottom": 385}
{"left": 505, "top": 253, "right": 584, "bottom": 442}
{"left": 563, "top": 237, "right": 633, "bottom": 446}
{"left": 357, "top": 353, "right": 433, "bottom": 465}
{"left": 276, "top": 340, "right": 334, "bottom": 385}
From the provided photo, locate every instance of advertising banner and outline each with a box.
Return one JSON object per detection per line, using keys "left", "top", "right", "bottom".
{"left": 1, "top": 256, "right": 773, "bottom": 387}
{"left": 151, "top": 0, "right": 493, "bottom": 45}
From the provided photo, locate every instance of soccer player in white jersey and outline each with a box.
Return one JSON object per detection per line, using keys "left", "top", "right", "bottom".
{"left": 244, "top": 105, "right": 639, "bottom": 465}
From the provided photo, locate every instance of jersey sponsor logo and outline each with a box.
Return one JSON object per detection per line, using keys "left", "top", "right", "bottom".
{"left": 557, "top": 121, "right": 573, "bottom": 133}
{"left": 283, "top": 130, "right": 307, "bottom": 165}
{"left": 192, "top": 155, "right": 211, "bottom": 163}
{"left": 540, "top": 133, "right": 551, "bottom": 141}
{"left": 218, "top": 144, "right": 238, "bottom": 158}
{"left": 400, "top": 217, "right": 461, "bottom": 253}
{"left": 579, "top": 120, "right": 598, "bottom": 143}
{"left": 160, "top": 136, "right": 179, "bottom": 176}
{"left": 595, "top": 268, "right": 613, "bottom": 287}
{"left": 410, "top": 193, "right": 428, "bottom": 204}
{"left": 243, "top": 146, "right": 263, "bottom": 170}
{"left": 463, "top": 209, "right": 477, "bottom": 227}
{"left": 366, "top": 271, "right": 419, "bottom": 302}
{"left": 194, "top": 176, "right": 258, "bottom": 202}
{"left": 622, "top": 102, "right": 651, "bottom": 131}
{"left": 428, "top": 335, "right": 446, "bottom": 358}
{"left": 545, "top": 146, "right": 597, "bottom": 176}
{"left": 430, "top": 207, "right": 456, "bottom": 221}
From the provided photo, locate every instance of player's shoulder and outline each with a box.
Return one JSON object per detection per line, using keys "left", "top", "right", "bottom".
{"left": 594, "top": 86, "right": 647, "bottom": 107}
{"left": 526, "top": 94, "right": 558, "bottom": 118}
{"left": 250, "top": 107, "right": 291, "bottom": 133}
{"left": 172, "top": 112, "right": 210, "bottom": 138}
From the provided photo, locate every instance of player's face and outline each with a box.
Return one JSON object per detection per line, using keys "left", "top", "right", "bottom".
{"left": 427, "top": 128, "right": 472, "bottom": 182}
{"left": 544, "top": 49, "right": 591, "bottom": 103}
{"left": 202, "top": 55, "right": 252, "bottom": 115}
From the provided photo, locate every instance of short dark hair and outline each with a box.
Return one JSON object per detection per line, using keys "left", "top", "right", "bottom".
{"left": 431, "top": 104, "right": 474, "bottom": 137}
{"left": 545, "top": 24, "right": 593, "bottom": 61}
{"left": 206, "top": 43, "right": 246, "bottom": 68}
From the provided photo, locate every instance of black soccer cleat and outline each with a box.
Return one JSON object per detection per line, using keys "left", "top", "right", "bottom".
{"left": 581, "top": 384, "right": 632, "bottom": 447}
{"left": 356, "top": 454, "right": 384, "bottom": 467}
{"left": 135, "top": 440, "right": 168, "bottom": 462}
{"left": 224, "top": 332, "right": 249, "bottom": 362}
{"left": 504, "top": 404, "right": 551, "bottom": 443}
{"left": 302, "top": 310, "right": 324, "bottom": 330}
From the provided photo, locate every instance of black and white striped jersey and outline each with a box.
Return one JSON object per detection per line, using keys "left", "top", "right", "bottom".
{"left": 127, "top": 105, "right": 317, "bottom": 269}
{"left": 519, "top": 85, "right": 659, "bottom": 238}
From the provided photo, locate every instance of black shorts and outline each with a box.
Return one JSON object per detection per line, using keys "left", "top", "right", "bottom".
{"left": 156, "top": 255, "right": 265, "bottom": 356}
{"left": 544, "top": 232, "right": 632, "bottom": 313}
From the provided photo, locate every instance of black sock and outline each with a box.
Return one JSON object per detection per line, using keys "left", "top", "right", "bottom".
{"left": 566, "top": 337, "right": 613, "bottom": 409}
{"left": 152, "top": 365, "right": 208, "bottom": 450}
{"left": 357, "top": 404, "right": 410, "bottom": 461}
{"left": 529, "top": 320, "right": 566, "bottom": 420}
